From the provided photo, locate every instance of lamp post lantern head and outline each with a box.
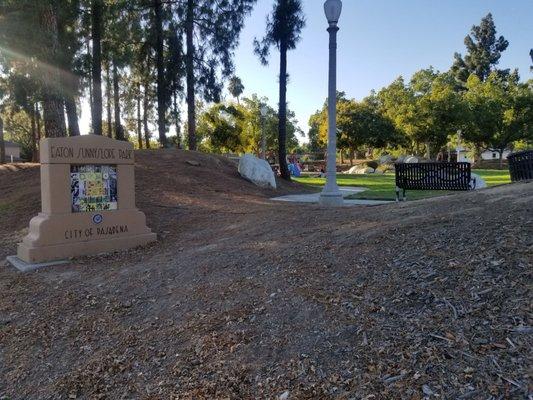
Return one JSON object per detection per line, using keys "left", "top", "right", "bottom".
{"left": 324, "top": 0, "right": 342, "bottom": 25}
{"left": 260, "top": 104, "right": 268, "bottom": 117}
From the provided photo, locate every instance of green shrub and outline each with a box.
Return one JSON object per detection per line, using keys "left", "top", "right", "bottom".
{"left": 377, "top": 163, "right": 395, "bottom": 173}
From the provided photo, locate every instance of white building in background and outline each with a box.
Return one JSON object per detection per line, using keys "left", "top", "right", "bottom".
{"left": 3, "top": 141, "right": 21, "bottom": 162}
{"left": 455, "top": 146, "right": 471, "bottom": 163}
{"left": 481, "top": 149, "right": 512, "bottom": 161}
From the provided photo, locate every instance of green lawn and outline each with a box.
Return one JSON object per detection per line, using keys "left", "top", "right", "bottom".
{"left": 294, "top": 169, "right": 511, "bottom": 201}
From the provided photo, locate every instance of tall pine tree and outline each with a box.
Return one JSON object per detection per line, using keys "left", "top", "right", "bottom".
{"left": 254, "top": 0, "right": 305, "bottom": 180}
{"left": 452, "top": 13, "right": 509, "bottom": 84}
{"left": 180, "top": 0, "right": 257, "bottom": 150}
{"left": 91, "top": 0, "right": 104, "bottom": 135}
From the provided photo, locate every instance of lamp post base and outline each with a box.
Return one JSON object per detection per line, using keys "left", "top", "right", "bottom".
{"left": 319, "top": 191, "right": 344, "bottom": 206}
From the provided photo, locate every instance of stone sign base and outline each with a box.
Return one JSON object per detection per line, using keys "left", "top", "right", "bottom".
{"left": 6, "top": 256, "right": 70, "bottom": 273}
{"left": 16, "top": 135, "right": 157, "bottom": 264}
{"left": 18, "top": 209, "right": 156, "bottom": 263}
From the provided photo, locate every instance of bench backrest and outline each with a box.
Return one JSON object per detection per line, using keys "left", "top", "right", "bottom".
{"left": 395, "top": 162, "right": 472, "bottom": 191}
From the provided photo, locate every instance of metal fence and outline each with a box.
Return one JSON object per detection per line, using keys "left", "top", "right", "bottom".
{"left": 508, "top": 150, "right": 533, "bottom": 182}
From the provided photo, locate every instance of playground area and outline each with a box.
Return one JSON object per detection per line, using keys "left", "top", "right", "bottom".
{"left": 1, "top": 150, "right": 531, "bottom": 399}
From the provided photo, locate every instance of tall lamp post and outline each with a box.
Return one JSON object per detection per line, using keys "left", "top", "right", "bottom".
{"left": 260, "top": 104, "right": 268, "bottom": 159}
{"left": 320, "top": 0, "right": 343, "bottom": 206}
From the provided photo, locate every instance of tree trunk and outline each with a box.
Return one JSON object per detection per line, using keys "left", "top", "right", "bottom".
{"left": 173, "top": 91, "right": 181, "bottom": 148}
{"left": 185, "top": 0, "right": 196, "bottom": 150}
{"left": 0, "top": 117, "right": 5, "bottom": 164}
{"left": 91, "top": 0, "right": 103, "bottom": 135}
{"left": 34, "top": 103, "right": 41, "bottom": 162}
{"left": 154, "top": 0, "right": 167, "bottom": 148}
{"left": 425, "top": 141, "right": 431, "bottom": 159}
{"left": 42, "top": 95, "right": 66, "bottom": 138}
{"left": 35, "top": 103, "right": 42, "bottom": 153}
{"left": 30, "top": 105, "right": 38, "bottom": 161}
{"left": 143, "top": 84, "right": 151, "bottom": 149}
{"left": 349, "top": 149, "right": 354, "bottom": 166}
{"left": 113, "top": 62, "right": 125, "bottom": 141}
{"left": 137, "top": 82, "right": 143, "bottom": 149}
{"left": 65, "top": 95, "right": 80, "bottom": 136}
{"left": 41, "top": 3, "right": 67, "bottom": 137}
{"left": 278, "top": 39, "right": 290, "bottom": 180}
{"left": 105, "top": 62, "right": 113, "bottom": 138}
{"left": 498, "top": 149, "right": 504, "bottom": 169}
{"left": 86, "top": 38, "right": 93, "bottom": 119}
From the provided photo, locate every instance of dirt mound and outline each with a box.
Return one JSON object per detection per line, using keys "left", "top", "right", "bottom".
{"left": 0, "top": 150, "right": 307, "bottom": 259}
{"left": 0, "top": 152, "right": 531, "bottom": 399}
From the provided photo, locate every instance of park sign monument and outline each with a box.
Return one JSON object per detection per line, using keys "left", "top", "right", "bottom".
{"left": 11, "top": 135, "right": 156, "bottom": 268}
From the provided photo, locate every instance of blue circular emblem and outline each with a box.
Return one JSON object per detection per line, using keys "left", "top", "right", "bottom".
{"left": 92, "top": 214, "right": 103, "bottom": 224}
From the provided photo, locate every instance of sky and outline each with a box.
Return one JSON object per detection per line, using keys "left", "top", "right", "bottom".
{"left": 230, "top": 0, "right": 533, "bottom": 139}
{"left": 81, "top": 0, "right": 533, "bottom": 141}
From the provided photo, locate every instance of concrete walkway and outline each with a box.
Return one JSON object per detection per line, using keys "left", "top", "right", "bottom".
{"left": 271, "top": 186, "right": 392, "bottom": 206}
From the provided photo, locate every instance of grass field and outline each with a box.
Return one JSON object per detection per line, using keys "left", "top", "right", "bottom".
{"left": 294, "top": 169, "right": 511, "bottom": 201}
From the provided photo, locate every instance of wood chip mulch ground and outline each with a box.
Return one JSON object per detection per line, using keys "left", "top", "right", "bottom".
{"left": 0, "top": 150, "right": 531, "bottom": 399}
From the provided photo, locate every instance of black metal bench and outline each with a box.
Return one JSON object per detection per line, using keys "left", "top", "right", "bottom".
{"left": 394, "top": 162, "right": 475, "bottom": 201}
{"left": 508, "top": 150, "right": 533, "bottom": 182}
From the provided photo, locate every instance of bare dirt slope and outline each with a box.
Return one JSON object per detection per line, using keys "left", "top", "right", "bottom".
{"left": 0, "top": 150, "right": 531, "bottom": 399}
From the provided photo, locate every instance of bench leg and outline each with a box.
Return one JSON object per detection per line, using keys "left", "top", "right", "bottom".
{"left": 395, "top": 187, "right": 400, "bottom": 202}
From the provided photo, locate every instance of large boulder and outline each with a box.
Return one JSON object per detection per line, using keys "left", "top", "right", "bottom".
{"left": 405, "top": 156, "right": 420, "bottom": 163}
{"left": 345, "top": 166, "right": 359, "bottom": 174}
{"left": 379, "top": 154, "right": 393, "bottom": 164}
{"left": 396, "top": 155, "right": 408, "bottom": 163}
{"left": 471, "top": 173, "right": 487, "bottom": 190}
{"left": 355, "top": 167, "right": 375, "bottom": 175}
{"left": 238, "top": 154, "right": 276, "bottom": 189}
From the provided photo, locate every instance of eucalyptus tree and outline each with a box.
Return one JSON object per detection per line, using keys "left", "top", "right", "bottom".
{"left": 178, "top": 0, "right": 257, "bottom": 151}
{"left": 254, "top": 0, "right": 305, "bottom": 180}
